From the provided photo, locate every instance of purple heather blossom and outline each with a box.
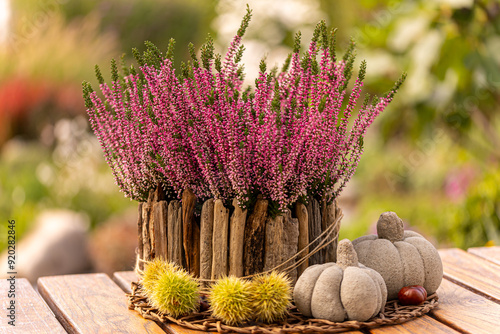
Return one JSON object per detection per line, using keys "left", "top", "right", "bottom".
{"left": 83, "top": 13, "right": 405, "bottom": 212}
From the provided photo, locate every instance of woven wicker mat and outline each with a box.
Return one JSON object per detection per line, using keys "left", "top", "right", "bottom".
{"left": 127, "top": 281, "right": 439, "bottom": 333}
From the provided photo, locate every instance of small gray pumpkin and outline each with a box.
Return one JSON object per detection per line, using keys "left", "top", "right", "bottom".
{"left": 352, "top": 212, "right": 443, "bottom": 300}
{"left": 293, "top": 239, "right": 387, "bottom": 322}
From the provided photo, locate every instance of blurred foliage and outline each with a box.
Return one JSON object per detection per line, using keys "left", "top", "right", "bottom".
{"left": 325, "top": 0, "right": 500, "bottom": 248}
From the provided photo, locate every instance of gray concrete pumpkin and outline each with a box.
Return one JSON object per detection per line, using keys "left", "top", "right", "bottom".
{"left": 293, "top": 239, "right": 387, "bottom": 322}
{"left": 352, "top": 212, "right": 443, "bottom": 300}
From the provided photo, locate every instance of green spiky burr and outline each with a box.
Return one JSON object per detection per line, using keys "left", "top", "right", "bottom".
{"left": 209, "top": 276, "right": 253, "bottom": 326}
{"left": 148, "top": 264, "right": 200, "bottom": 318}
{"left": 141, "top": 258, "right": 175, "bottom": 297}
{"left": 250, "top": 271, "right": 292, "bottom": 323}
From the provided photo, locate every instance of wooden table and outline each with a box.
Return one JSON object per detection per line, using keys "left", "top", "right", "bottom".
{"left": 2, "top": 247, "right": 500, "bottom": 333}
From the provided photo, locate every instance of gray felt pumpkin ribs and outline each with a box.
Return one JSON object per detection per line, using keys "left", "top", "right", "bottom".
{"left": 293, "top": 239, "right": 387, "bottom": 322}
{"left": 352, "top": 212, "right": 443, "bottom": 300}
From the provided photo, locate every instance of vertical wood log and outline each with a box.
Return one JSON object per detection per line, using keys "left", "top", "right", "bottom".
{"left": 322, "top": 199, "right": 337, "bottom": 263}
{"left": 331, "top": 200, "right": 342, "bottom": 263}
{"left": 243, "top": 197, "right": 268, "bottom": 276}
{"left": 141, "top": 199, "right": 152, "bottom": 263}
{"left": 229, "top": 198, "right": 247, "bottom": 277}
{"left": 283, "top": 209, "right": 299, "bottom": 284}
{"left": 137, "top": 203, "right": 144, "bottom": 270}
{"left": 153, "top": 201, "right": 168, "bottom": 261}
{"left": 168, "top": 200, "right": 183, "bottom": 266}
{"left": 212, "top": 200, "right": 229, "bottom": 279}
{"left": 182, "top": 189, "right": 198, "bottom": 275}
{"left": 307, "top": 198, "right": 323, "bottom": 265}
{"left": 263, "top": 215, "right": 284, "bottom": 272}
{"left": 200, "top": 199, "right": 215, "bottom": 282}
{"left": 295, "top": 202, "right": 309, "bottom": 276}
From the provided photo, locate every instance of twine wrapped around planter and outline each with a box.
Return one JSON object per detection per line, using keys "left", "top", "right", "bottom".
{"left": 127, "top": 281, "right": 439, "bottom": 333}
{"left": 137, "top": 187, "right": 343, "bottom": 283}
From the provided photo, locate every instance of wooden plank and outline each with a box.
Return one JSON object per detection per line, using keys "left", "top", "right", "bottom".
{"left": 182, "top": 189, "right": 199, "bottom": 276}
{"left": 369, "top": 315, "right": 459, "bottom": 333}
{"left": 263, "top": 215, "right": 284, "bottom": 272}
{"left": 295, "top": 202, "right": 309, "bottom": 276}
{"left": 228, "top": 198, "right": 247, "bottom": 277}
{"left": 307, "top": 198, "right": 323, "bottom": 265}
{"left": 243, "top": 197, "right": 268, "bottom": 275}
{"left": 212, "top": 199, "right": 229, "bottom": 279}
{"left": 282, "top": 209, "right": 299, "bottom": 283}
{"left": 439, "top": 248, "right": 500, "bottom": 301}
{"left": 113, "top": 271, "right": 203, "bottom": 334}
{"left": 168, "top": 200, "right": 183, "bottom": 266}
{"left": 37, "top": 273, "right": 164, "bottom": 334}
{"left": 200, "top": 199, "right": 215, "bottom": 282}
{"left": 431, "top": 277, "right": 500, "bottom": 334}
{"left": 0, "top": 278, "right": 66, "bottom": 333}
{"left": 468, "top": 246, "right": 500, "bottom": 267}
{"left": 113, "top": 271, "right": 139, "bottom": 294}
{"left": 153, "top": 200, "right": 168, "bottom": 261}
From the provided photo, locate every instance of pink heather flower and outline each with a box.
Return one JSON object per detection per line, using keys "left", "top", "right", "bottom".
{"left": 83, "top": 12, "right": 405, "bottom": 212}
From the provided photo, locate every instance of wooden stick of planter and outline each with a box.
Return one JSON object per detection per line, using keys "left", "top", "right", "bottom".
{"left": 322, "top": 199, "right": 337, "bottom": 263}
{"left": 212, "top": 199, "right": 229, "bottom": 280}
{"left": 243, "top": 197, "right": 268, "bottom": 276}
{"left": 229, "top": 198, "right": 247, "bottom": 277}
{"left": 307, "top": 198, "right": 323, "bottom": 265}
{"left": 200, "top": 199, "right": 214, "bottom": 282}
{"left": 283, "top": 209, "right": 299, "bottom": 284}
{"left": 137, "top": 203, "right": 144, "bottom": 270}
{"left": 167, "top": 200, "right": 183, "bottom": 266}
{"left": 141, "top": 194, "right": 153, "bottom": 263}
{"left": 295, "top": 202, "right": 309, "bottom": 276}
{"left": 263, "top": 215, "right": 284, "bottom": 272}
{"left": 153, "top": 200, "right": 168, "bottom": 261}
{"left": 182, "top": 189, "right": 198, "bottom": 275}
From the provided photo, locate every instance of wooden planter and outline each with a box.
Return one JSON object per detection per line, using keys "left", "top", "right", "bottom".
{"left": 137, "top": 187, "right": 342, "bottom": 283}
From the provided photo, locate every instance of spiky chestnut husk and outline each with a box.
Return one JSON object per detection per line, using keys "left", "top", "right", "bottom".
{"left": 209, "top": 276, "right": 253, "bottom": 326}
{"left": 249, "top": 271, "right": 292, "bottom": 323}
{"left": 141, "top": 258, "right": 176, "bottom": 297}
{"left": 149, "top": 265, "right": 200, "bottom": 318}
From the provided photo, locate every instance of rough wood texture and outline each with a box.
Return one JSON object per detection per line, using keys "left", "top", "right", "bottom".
{"left": 283, "top": 209, "right": 299, "bottom": 283}
{"left": 307, "top": 198, "right": 323, "bottom": 265}
{"left": 212, "top": 199, "right": 229, "bottom": 279}
{"left": 468, "top": 246, "right": 500, "bottom": 266}
{"left": 229, "top": 198, "right": 247, "bottom": 277}
{"left": 370, "top": 315, "right": 459, "bottom": 333}
{"left": 168, "top": 200, "right": 183, "bottom": 266}
{"left": 200, "top": 199, "right": 215, "bottom": 281}
{"left": 113, "top": 271, "right": 139, "bottom": 294}
{"left": 439, "top": 248, "right": 500, "bottom": 301}
{"left": 243, "top": 197, "right": 268, "bottom": 276}
{"left": 0, "top": 278, "right": 66, "bottom": 333}
{"left": 322, "top": 199, "right": 341, "bottom": 263}
{"left": 182, "top": 189, "right": 198, "bottom": 276}
{"left": 141, "top": 198, "right": 153, "bottom": 264}
{"left": 37, "top": 274, "right": 164, "bottom": 334}
{"left": 431, "top": 278, "right": 500, "bottom": 334}
{"left": 153, "top": 200, "right": 168, "bottom": 260}
{"left": 137, "top": 203, "right": 144, "bottom": 270}
{"left": 263, "top": 215, "right": 284, "bottom": 272}
{"left": 295, "top": 202, "right": 309, "bottom": 276}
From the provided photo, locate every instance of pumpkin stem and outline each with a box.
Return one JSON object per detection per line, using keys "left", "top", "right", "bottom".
{"left": 337, "top": 239, "right": 358, "bottom": 268}
{"left": 377, "top": 211, "right": 404, "bottom": 242}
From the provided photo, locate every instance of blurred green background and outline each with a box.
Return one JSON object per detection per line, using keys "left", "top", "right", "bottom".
{"left": 1, "top": 0, "right": 498, "bottom": 261}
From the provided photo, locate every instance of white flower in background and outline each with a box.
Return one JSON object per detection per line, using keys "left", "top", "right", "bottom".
{"left": 0, "top": 0, "right": 10, "bottom": 45}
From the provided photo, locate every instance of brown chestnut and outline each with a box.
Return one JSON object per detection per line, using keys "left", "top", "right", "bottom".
{"left": 398, "top": 285, "right": 427, "bottom": 305}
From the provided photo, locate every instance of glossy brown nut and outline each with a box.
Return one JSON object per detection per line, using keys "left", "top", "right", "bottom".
{"left": 398, "top": 285, "right": 427, "bottom": 305}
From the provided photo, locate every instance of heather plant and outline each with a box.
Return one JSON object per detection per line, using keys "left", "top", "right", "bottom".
{"left": 83, "top": 6, "right": 405, "bottom": 214}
